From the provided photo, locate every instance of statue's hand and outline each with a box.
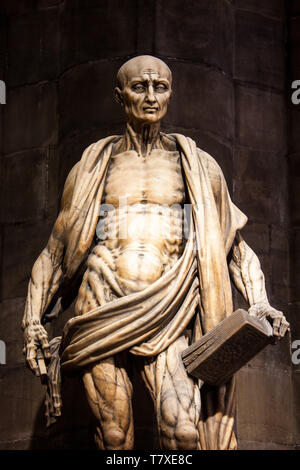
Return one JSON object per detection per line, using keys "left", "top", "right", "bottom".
{"left": 248, "top": 302, "right": 290, "bottom": 343}
{"left": 23, "top": 322, "right": 51, "bottom": 376}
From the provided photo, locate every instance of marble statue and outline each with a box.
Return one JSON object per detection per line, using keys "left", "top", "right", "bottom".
{"left": 22, "top": 55, "right": 290, "bottom": 450}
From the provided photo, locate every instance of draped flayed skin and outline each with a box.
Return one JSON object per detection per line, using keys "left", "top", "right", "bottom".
{"left": 45, "top": 134, "right": 247, "bottom": 448}
{"left": 60, "top": 218, "right": 199, "bottom": 371}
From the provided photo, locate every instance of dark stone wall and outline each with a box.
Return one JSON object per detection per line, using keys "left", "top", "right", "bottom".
{"left": 288, "top": 0, "right": 300, "bottom": 450}
{"left": 0, "top": 0, "right": 297, "bottom": 450}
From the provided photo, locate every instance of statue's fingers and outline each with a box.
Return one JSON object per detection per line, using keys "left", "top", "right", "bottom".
{"left": 272, "top": 317, "right": 281, "bottom": 336}
{"left": 26, "top": 345, "right": 39, "bottom": 376}
{"left": 267, "top": 308, "right": 282, "bottom": 320}
{"left": 40, "top": 337, "right": 51, "bottom": 359}
{"left": 54, "top": 395, "right": 62, "bottom": 415}
{"left": 49, "top": 381, "right": 62, "bottom": 416}
{"left": 279, "top": 320, "right": 290, "bottom": 339}
{"left": 41, "top": 342, "right": 51, "bottom": 359}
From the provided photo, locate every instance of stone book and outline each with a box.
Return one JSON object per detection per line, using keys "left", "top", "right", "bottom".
{"left": 181, "top": 309, "right": 274, "bottom": 386}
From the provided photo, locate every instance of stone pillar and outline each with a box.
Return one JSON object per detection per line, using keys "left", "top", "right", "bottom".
{"left": 232, "top": 1, "right": 293, "bottom": 450}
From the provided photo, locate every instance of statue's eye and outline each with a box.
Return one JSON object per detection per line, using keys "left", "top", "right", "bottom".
{"left": 132, "top": 84, "right": 145, "bottom": 92}
{"left": 154, "top": 83, "right": 168, "bottom": 92}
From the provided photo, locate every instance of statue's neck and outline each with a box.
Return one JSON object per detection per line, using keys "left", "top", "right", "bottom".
{"left": 123, "top": 121, "right": 162, "bottom": 156}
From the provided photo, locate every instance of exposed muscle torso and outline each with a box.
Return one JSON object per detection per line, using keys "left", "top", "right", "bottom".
{"left": 75, "top": 146, "right": 186, "bottom": 314}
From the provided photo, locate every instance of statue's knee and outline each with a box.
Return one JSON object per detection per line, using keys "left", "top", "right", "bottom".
{"left": 103, "top": 427, "right": 126, "bottom": 449}
{"left": 174, "top": 423, "right": 198, "bottom": 450}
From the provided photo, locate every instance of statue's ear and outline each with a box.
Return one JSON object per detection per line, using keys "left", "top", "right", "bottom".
{"left": 114, "top": 87, "right": 124, "bottom": 106}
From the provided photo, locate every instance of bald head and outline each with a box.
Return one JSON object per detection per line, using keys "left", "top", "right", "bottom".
{"left": 116, "top": 55, "right": 172, "bottom": 89}
{"left": 114, "top": 55, "right": 172, "bottom": 126}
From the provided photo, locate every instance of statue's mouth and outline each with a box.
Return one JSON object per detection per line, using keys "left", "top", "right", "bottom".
{"left": 143, "top": 107, "right": 158, "bottom": 112}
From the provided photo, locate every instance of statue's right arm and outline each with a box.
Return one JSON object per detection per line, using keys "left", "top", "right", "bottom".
{"left": 22, "top": 163, "right": 79, "bottom": 376}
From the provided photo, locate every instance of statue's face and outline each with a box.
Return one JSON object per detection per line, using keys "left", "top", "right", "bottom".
{"left": 116, "top": 57, "right": 172, "bottom": 126}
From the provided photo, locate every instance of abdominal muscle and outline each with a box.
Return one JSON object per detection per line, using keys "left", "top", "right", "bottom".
{"left": 102, "top": 204, "right": 184, "bottom": 294}
{"left": 117, "top": 242, "right": 163, "bottom": 281}
{"left": 75, "top": 148, "right": 186, "bottom": 313}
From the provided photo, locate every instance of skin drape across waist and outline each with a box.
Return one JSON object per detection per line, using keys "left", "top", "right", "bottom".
{"left": 60, "top": 222, "right": 200, "bottom": 373}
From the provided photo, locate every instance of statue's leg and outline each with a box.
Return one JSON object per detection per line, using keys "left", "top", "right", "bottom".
{"left": 82, "top": 353, "right": 134, "bottom": 450}
{"left": 139, "top": 334, "right": 201, "bottom": 450}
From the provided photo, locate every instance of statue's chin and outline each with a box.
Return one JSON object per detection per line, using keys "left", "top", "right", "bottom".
{"left": 128, "top": 111, "right": 165, "bottom": 126}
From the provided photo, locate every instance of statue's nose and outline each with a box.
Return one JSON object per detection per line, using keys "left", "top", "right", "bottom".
{"left": 145, "top": 86, "right": 156, "bottom": 104}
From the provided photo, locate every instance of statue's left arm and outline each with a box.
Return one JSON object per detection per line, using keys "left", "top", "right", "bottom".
{"left": 201, "top": 147, "right": 290, "bottom": 341}
{"left": 229, "top": 231, "right": 290, "bottom": 341}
